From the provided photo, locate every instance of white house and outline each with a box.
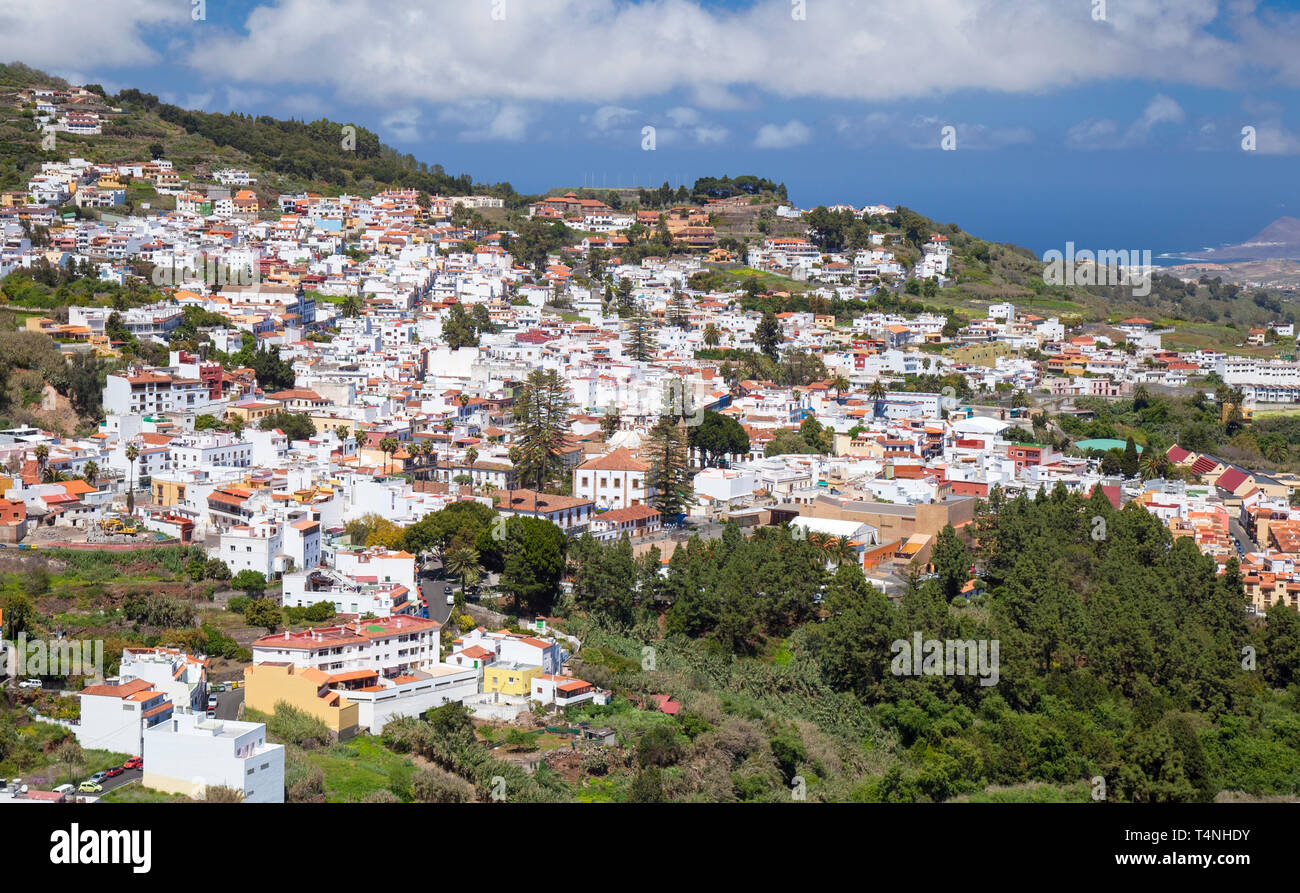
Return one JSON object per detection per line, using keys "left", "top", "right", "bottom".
{"left": 251, "top": 615, "right": 442, "bottom": 677}
{"left": 142, "top": 713, "right": 284, "bottom": 803}
{"left": 119, "top": 647, "right": 208, "bottom": 714}
{"left": 74, "top": 678, "right": 174, "bottom": 757}
{"left": 217, "top": 520, "right": 283, "bottom": 578}
{"left": 573, "top": 447, "right": 651, "bottom": 510}
{"left": 530, "top": 673, "right": 609, "bottom": 708}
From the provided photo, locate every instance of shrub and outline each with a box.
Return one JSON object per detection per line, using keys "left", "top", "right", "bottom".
{"left": 268, "top": 702, "right": 332, "bottom": 749}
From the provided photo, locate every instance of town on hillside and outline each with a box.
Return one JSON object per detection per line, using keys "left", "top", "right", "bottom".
{"left": 1, "top": 84, "right": 1298, "bottom": 813}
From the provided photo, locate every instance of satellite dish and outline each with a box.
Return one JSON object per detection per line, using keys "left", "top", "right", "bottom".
{"left": 19, "top": 785, "right": 27, "bottom": 793}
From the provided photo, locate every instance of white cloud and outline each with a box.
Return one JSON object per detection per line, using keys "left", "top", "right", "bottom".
{"left": 437, "top": 102, "right": 531, "bottom": 142}
{"left": 666, "top": 106, "right": 699, "bottom": 127}
{"left": 755, "top": 119, "right": 811, "bottom": 149}
{"left": 0, "top": 0, "right": 188, "bottom": 69}
{"left": 1066, "top": 94, "right": 1185, "bottom": 149}
{"left": 382, "top": 107, "right": 421, "bottom": 142}
{"left": 177, "top": 0, "right": 1264, "bottom": 107}
{"left": 591, "top": 106, "right": 637, "bottom": 131}
{"left": 466, "top": 104, "right": 530, "bottom": 142}
{"left": 694, "top": 125, "right": 729, "bottom": 145}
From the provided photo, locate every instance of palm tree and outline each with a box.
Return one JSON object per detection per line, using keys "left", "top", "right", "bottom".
{"left": 1138, "top": 450, "right": 1170, "bottom": 481}
{"left": 335, "top": 425, "right": 349, "bottom": 443}
{"left": 82, "top": 460, "right": 98, "bottom": 486}
{"left": 378, "top": 437, "right": 397, "bottom": 475}
{"left": 703, "top": 323, "right": 720, "bottom": 347}
{"left": 41, "top": 466, "right": 67, "bottom": 484}
{"left": 444, "top": 543, "right": 481, "bottom": 600}
{"left": 830, "top": 535, "right": 856, "bottom": 567}
{"left": 868, "top": 379, "right": 888, "bottom": 418}
{"left": 830, "top": 373, "right": 850, "bottom": 403}
{"left": 125, "top": 443, "right": 139, "bottom": 513}
{"left": 34, "top": 443, "right": 49, "bottom": 475}
{"left": 1261, "top": 436, "right": 1289, "bottom": 465}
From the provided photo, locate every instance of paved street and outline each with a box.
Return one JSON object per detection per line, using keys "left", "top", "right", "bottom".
{"left": 213, "top": 688, "right": 243, "bottom": 721}
{"left": 419, "top": 572, "right": 455, "bottom": 625}
{"left": 97, "top": 765, "right": 142, "bottom": 793}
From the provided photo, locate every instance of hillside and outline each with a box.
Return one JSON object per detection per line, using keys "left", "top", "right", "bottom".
{"left": 5, "top": 62, "right": 1300, "bottom": 352}
{"left": 0, "top": 63, "right": 521, "bottom": 209}
{"left": 1188, "top": 217, "right": 1300, "bottom": 262}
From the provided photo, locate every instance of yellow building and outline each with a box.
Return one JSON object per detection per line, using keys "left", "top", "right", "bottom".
{"left": 227, "top": 399, "right": 281, "bottom": 425}
{"left": 483, "top": 664, "right": 542, "bottom": 696}
{"left": 243, "top": 663, "right": 359, "bottom": 739}
{"left": 950, "top": 342, "right": 1013, "bottom": 368}
{"left": 149, "top": 475, "right": 191, "bottom": 508}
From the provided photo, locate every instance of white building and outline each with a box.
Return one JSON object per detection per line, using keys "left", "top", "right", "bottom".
{"left": 103, "top": 370, "right": 213, "bottom": 417}
{"left": 572, "top": 447, "right": 651, "bottom": 510}
{"left": 530, "top": 673, "right": 609, "bottom": 709}
{"left": 344, "top": 666, "right": 480, "bottom": 735}
{"left": 142, "top": 713, "right": 284, "bottom": 803}
{"left": 119, "top": 647, "right": 208, "bottom": 714}
{"left": 449, "top": 628, "right": 563, "bottom": 674}
{"left": 218, "top": 520, "right": 283, "bottom": 578}
{"left": 74, "top": 678, "right": 174, "bottom": 757}
{"left": 251, "top": 615, "right": 442, "bottom": 677}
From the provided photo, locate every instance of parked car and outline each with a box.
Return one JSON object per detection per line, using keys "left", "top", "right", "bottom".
{"left": 105, "top": 766, "right": 123, "bottom": 778}
{"left": 87, "top": 771, "right": 108, "bottom": 784}
{"left": 18, "top": 679, "right": 41, "bottom": 689}
{"left": 52, "top": 783, "right": 75, "bottom": 795}
{"left": 78, "top": 780, "right": 102, "bottom": 793}
{"left": 207, "top": 695, "right": 219, "bottom": 711}
{"left": 446, "top": 591, "right": 456, "bottom": 606}
{"left": 123, "top": 757, "right": 142, "bottom": 770}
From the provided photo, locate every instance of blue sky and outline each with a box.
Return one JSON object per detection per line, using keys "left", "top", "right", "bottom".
{"left": 6, "top": 0, "right": 1300, "bottom": 256}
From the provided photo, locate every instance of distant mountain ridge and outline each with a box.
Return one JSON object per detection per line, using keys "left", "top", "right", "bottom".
{"left": 1187, "top": 217, "right": 1300, "bottom": 262}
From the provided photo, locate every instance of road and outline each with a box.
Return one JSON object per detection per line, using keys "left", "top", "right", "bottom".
{"left": 213, "top": 688, "right": 244, "bottom": 721}
{"left": 93, "top": 765, "right": 143, "bottom": 795}
{"left": 419, "top": 572, "right": 455, "bottom": 625}
{"left": 1229, "top": 518, "right": 1258, "bottom": 555}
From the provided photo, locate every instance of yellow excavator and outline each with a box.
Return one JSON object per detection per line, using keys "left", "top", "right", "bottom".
{"left": 99, "top": 516, "right": 140, "bottom": 536}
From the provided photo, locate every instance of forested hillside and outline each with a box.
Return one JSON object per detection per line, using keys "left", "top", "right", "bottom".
{"left": 556, "top": 489, "right": 1300, "bottom": 802}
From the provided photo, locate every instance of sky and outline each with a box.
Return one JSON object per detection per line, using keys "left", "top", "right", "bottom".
{"left": 4, "top": 0, "right": 1300, "bottom": 257}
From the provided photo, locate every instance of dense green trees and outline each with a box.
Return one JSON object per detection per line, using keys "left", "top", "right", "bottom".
{"left": 931, "top": 524, "right": 972, "bottom": 601}
{"left": 499, "top": 516, "right": 568, "bottom": 617}
{"left": 441, "top": 303, "right": 482, "bottom": 349}
{"left": 259, "top": 411, "right": 316, "bottom": 442}
{"left": 561, "top": 485, "right": 1300, "bottom": 801}
{"left": 403, "top": 501, "right": 502, "bottom": 571}
{"left": 689, "top": 410, "right": 749, "bottom": 466}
